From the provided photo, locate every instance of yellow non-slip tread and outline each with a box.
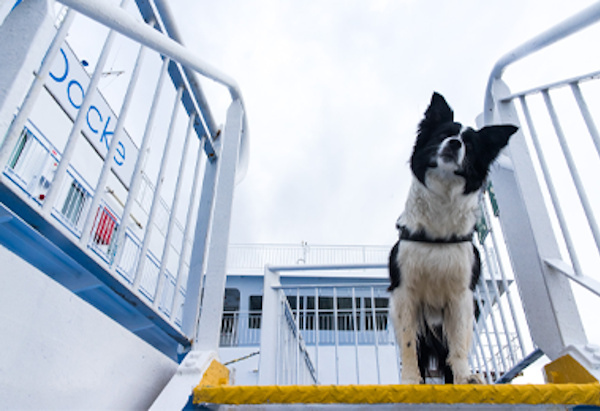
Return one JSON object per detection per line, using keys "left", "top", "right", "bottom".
{"left": 194, "top": 383, "right": 600, "bottom": 406}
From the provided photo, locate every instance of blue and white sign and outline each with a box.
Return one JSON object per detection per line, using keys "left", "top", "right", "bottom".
{"left": 45, "top": 42, "right": 138, "bottom": 188}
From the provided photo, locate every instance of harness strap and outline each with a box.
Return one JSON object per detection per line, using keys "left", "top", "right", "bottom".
{"left": 398, "top": 225, "right": 473, "bottom": 244}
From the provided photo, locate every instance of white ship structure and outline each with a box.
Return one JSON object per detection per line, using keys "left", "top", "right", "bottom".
{"left": 2, "top": 1, "right": 600, "bottom": 409}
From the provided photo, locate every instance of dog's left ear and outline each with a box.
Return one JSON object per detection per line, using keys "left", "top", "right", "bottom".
{"left": 478, "top": 125, "right": 518, "bottom": 157}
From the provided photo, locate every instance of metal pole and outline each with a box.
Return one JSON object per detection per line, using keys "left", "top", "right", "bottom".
{"left": 542, "top": 89, "right": 600, "bottom": 257}
{"left": 482, "top": 194, "right": 526, "bottom": 359}
{"left": 370, "top": 287, "right": 382, "bottom": 384}
{"left": 79, "top": 43, "right": 147, "bottom": 248}
{"left": 571, "top": 82, "right": 600, "bottom": 160}
{"left": 170, "top": 134, "right": 205, "bottom": 318}
{"left": 112, "top": 56, "right": 170, "bottom": 273}
{"left": 478, "top": 264, "right": 507, "bottom": 373}
{"left": 0, "top": 9, "right": 75, "bottom": 167}
{"left": 132, "top": 85, "right": 184, "bottom": 293}
{"left": 332, "top": 286, "right": 340, "bottom": 385}
{"left": 475, "top": 287, "right": 499, "bottom": 380}
{"left": 42, "top": 0, "right": 131, "bottom": 215}
{"left": 193, "top": 99, "right": 244, "bottom": 351}
{"left": 153, "top": 113, "right": 196, "bottom": 310}
{"left": 351, "top": 287, "right": 360, "bottom": 384}
{"left": 520, "top": 95, "right": 584, "bottom": 277}
{"left": 295, "top": 288, "right": 300, "bottom": 384}
{"left": 314, "top": 287, "right": 320, "bottom": 382}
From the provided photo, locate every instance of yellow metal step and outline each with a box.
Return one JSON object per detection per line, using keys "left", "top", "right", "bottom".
{"left": 194, "top": 383, "right": 600, "bottom": 406}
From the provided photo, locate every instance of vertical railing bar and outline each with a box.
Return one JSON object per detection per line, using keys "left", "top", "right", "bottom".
{"left": 42, "top": 0, "right": 131, "bottom": 214}
{"left": 570, "top": 82, "right": 600, "bottom": 167}
{"left": 153, "top": 112, "right": 196, "bottom": 310}
{"left": 232, "top": 312, "right": 239, "bottom": 347}
{"left": 295, "top": 288, "right": 300, "bottom": 384}
{"left": 80, "top": 43, "right": 148, "bottom": 248}
{"left": 482, "top": 194, "right": 526, "bottom": 358}
{"left": 474, "top": 321, "right": 493, "bottom": 384}
{"left": 332, "top": 287, "right": 340, "bottom": 385}
{"left": 0, "top": 9, "right": 76, "bottom": 168}
{"left": 314, "top": 287, "right": 319, "bottom": 382}
{"left": 478, "top": 270, "right": 506, "bottom": 373}
{"left": 170, "top": 134, "right": 204, "bottom": 317}
{"left": 113, "top": 56, "right": 170, "bottom": 272}
{"left": 471, "top": 330, "right": 483, "bottom": 380}
{"left": 370, "top": 286, "right": 381, "bottom": 384}
{"left": 480, "top": 204, "right": 517, "bottom": 366}
{"left": 351, "top": 287, "right": 361, "bottom": 384}
{"left": 475, "top": 286, "right": 499, "bottom": 380}
{"left": 542, "top": 89, "right": 600, "bottom": 258}
{"left": 275, "top": 290, "right": 283, "bottom": 385}
{"left": 132, "top": 85, "right": 184, "bottom": 292}
{"left": 519, "top": 95, "right": 585, "bottom": 277}
{"left": 480, "top": 244, "right": 509, "bottom": 372}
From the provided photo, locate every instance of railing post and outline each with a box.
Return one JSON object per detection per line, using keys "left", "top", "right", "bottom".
{"left": 79, "top": 43, "right": 147, "bottom": 248}
{"left": 0, "top": 0, "right": 54, "bottom": 146}
{"left": 191, "top": 99, "right": 244, "bottom": 351}
{"left": 258, "top": 266, "right": 282, "bottom": 385}
{"left": 153, "top": 112, "right": 196, "bottom": 310}
{"left": 485, "top": 79, "right": 587, "bottom": 360}
{"left": 112, "top": 56, "right": 170, "bottom": 273}
{"left": 132, "top": 85, "right": 184, "bottom": 293}
{"left": 0, "top": 7, "right": 74, "bottom": 168}
{"left": 41, "top": 0, "right": 131, "bottom": 216}
{"left": 170, "top": 135, "right": 204, "bottom": 319}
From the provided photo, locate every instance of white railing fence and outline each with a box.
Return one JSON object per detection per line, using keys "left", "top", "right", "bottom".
{"left": 256, "top": 243, "right": 530, "bottom": 385}
{"left": 276, "top": 290, "right": 318, "bottom": 385}
{"left": 0, "top": 0, "right": 247, "bottom": 357}
{"left": 483, "top": 1, "right": 600, "bottom": 378}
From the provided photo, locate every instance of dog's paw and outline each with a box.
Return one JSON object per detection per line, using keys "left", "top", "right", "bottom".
{"left": 455, "top": 373, "right": 485, "bottom": 384}
{"left": 401, "top": 376, "right": 424, "bottom": 385}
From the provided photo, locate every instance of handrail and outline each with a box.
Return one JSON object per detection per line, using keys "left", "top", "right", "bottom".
{"left": 56, "top": 0, "right": 249, "bottom": 178}
{"left": 483, "top": 1, "right": 600, "bottom": 124}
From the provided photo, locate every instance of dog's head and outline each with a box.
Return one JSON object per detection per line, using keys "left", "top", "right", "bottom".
{"left": 410, "top": 92, "right": 518, "bottom": 194}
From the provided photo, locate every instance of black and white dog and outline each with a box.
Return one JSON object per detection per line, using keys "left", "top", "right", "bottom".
{"left": 388, "top": 92, "right": 517, "bottom": 384}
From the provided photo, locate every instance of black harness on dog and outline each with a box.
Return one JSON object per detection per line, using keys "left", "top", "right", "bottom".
{"left": 397, "top": 224, "right": 473, "bottom": 244}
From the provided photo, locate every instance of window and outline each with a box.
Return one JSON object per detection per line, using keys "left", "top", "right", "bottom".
{"left": 249, "top": 295, "right": 262, "bottom": 329}
{"left": 61, "top": 181, "right": 87, "bottom": 227}
{"left": 365, "top": 297, "right": 389, "bottom": 331}
{"left": 92, "top": 206, "right": 117, "bottom": 245}
{"left": 8, "top": 129, "right": 30, "bottom": 169}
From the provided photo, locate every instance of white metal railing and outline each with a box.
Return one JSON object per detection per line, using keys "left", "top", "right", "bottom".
{"left": 227, "top": 243, "right": 390, "bottom": 273}
{"left": 276, "top": 290, "right": 318, "bottom": 385}
{"left": 0, "top": 0, "right": 247, "bottom": 357}
{"left": 256, "top": 242, "right": 528, "bottom": 385}
{"left": 483, "top": 1, "right": 600, "bottom": 373}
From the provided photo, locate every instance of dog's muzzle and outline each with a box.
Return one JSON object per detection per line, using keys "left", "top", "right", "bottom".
{"left": 439, "top": 137, "right": 464, "bottom": 164}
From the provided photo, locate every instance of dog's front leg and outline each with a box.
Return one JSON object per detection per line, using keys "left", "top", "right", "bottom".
{"left": 446, "top": 292, "right": 483, "bottom": 384}
{"left": 392, "top": 289, "right": 422, "bottom": 384}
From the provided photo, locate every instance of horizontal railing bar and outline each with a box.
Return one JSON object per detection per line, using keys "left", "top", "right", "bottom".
{"left": 495, "top": 348, "right": 544, "bottom": 384}
{"left": 545, "top": 258, "right": 600, "bottom": 298}
{"left": 268, "top": 263, "right": 387, "bottom": 272}
{"left": 56, "top": 0, "right": 247, "bottom": 165}
{"left": 483, "top": 1, "right": 600, "bottom": 124}
{"left": 501, "top": 68, "right": 600, "bottom": 101}
{"left": 274, "top": 283, "right": 389, "bottom": 290}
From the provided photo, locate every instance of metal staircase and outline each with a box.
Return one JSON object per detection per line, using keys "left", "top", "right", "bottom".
{"left": 2, "top": 1, "right": 600, "bottom": 410}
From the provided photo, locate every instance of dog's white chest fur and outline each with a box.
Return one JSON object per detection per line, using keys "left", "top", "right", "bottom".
{"left": 396, "top": 176, "right": 478, "bottom": 307}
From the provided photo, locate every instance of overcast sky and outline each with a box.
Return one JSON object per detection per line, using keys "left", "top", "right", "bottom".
{"left": 57, "top": 0, "right": 600, "bottom": 383}
{"left": 162, "top": 0, "right": 600, "bottom": 248}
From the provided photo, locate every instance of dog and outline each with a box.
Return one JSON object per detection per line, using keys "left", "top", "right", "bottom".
{"left": 388, "top": 92, "right": 517, "bottom": 384}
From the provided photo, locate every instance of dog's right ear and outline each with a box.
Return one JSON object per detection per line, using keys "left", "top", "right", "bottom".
{"left": 423, "top": 92, "right": 454, "bottom": 127}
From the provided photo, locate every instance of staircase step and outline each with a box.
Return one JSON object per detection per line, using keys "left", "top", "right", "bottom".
{"left": 194, "top": 383, "right": 600, "bottom": 408}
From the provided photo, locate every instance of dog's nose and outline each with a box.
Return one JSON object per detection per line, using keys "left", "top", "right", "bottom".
{"left": 447, "top": 138, "right": 462, "bottom": 150}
